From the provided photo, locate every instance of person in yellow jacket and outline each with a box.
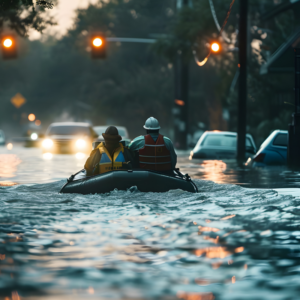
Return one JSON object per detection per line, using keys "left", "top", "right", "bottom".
{"left": 84, "top": 126, "right": 137, "bottom": 176}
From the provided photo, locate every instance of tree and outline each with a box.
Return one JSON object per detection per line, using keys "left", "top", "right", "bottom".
{"left": 0, "top": 0, "right": 55, "bottom": 36}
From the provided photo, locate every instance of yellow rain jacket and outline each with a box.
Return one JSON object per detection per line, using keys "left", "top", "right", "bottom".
{"left": 97, "top": 142, "right": 126, "bottom": 174}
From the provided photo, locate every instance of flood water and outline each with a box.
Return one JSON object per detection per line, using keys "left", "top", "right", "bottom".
{"left": 1, "top": 146, "right": 300, "bottom": 300}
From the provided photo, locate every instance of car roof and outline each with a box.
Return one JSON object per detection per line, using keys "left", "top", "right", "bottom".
{"left": 204, "top": 131, "right": 253, "bottom": 137}
{"left": 49, "top": 122, "right": 91, "bottom": 127}
{"left": 94, "top": 125, "right": 127, "bottom": 129}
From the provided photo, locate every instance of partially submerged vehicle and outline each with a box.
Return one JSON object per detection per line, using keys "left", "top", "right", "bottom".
{"left": 60, "top": 169, "right": 198, "bottom": 194}
{"left": 190, "top": 131, "right": 256, "bottom": 160}
{"left": 247, "top": 130, "right": 287, "bottom": 167}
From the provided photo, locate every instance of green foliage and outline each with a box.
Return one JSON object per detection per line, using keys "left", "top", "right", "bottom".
{"left": 0, "top": 0, "right": 55, "bottom": 36}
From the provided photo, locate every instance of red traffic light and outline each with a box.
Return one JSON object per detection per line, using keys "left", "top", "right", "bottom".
{"left": 93, "top": 38, "right": 103, "bottom": 47}
{"left": 3, "top": 38, "right": 13, "bottom": 48}
{"left": 1, "top": 35, "right": 17, "bottom": 59}
{"left": 91, "top": 35, "right": 106, "bottom": 59}
{"left": 211, "top": 42, "right": 220, "bottom": 53}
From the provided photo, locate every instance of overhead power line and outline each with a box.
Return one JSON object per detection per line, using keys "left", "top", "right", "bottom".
{"left": 193, "top": 0, "right": 235, "bottom": 67}
{"left": 209, "top": 0, "right": 231, "bottom": 43}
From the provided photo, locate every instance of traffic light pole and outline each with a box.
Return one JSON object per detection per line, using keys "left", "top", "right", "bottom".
{"left": 237, "top": 0, "right": 248, "bottom": 161}
{"left": 173, "top": 0, "right": 191, "bottom": 150}
{"left": 288, "top": 48, "right": 300, "bottom": 167}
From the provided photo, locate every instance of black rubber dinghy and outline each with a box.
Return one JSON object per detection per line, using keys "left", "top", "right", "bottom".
{"left": 60, "top": 169, "right": 198, "bottom": 194}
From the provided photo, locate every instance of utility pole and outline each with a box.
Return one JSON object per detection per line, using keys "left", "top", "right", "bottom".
{"left": 173, "top": 0, "right": 192, "bottom": 150}
{"left": 288, "top": 48, "right": 300, "bottom": 167}
{"left": 237, "top": 0, "right": 248, "bottom": 161}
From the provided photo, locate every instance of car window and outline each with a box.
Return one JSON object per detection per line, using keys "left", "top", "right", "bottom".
{"left": 89, "top": 127, "right": 98, "bottom": 137}
{"left": 201, "top": 135, "right": 253, "bottom": 148}
{"left": 117, "top": 128, "right": 126, "bottom": 136}
{"left": 273, "top": 134, "right": 287, "bottom": 147}
{"left": 94, "top": 126, "right": 126, "bottom": 137}
{"left": 47, "top": 126, "right": 91, "bottom": 136}
{"left": 246, "top": 137, "right": 254, "bottom": 148}
{"left": 202, "top": 135, "right": 236, "bottom": 147}
{"left": 93, "top": 127, "right": 107, "bottom": 136}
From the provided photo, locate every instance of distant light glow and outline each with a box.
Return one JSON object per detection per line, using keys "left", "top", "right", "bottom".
{"left": 211, "top": 42, "right": 220, "bottom": 52}
{"left": 7, "top": 143, "right": 13, "bottom": 150}
{"left": 3, "top": 38, "right": 12, "bottom": 48}
{"left": 93, "top": 38, "right": 102, "bottom": 47}
{"left": 76, "top": 139, "right": 86, "bottom": 149}
{"left": 175, "top": 99, "right": 185, "bottom": 106}
{"left": 28, "top": 114, "right": 36, "bottom": 121}
{"left": 35, "top": 120, "right": 41, "bottom": 126}
{"left": 42, "top": 139, "right": 53, "bottom": 149}
{"left": 0, "top": 181, "right": 17, "bottom": 187}
{"left": 43, "top": 153, "right": 53, "bottom": 160}
{"left": 76, "top": 152, "right": 86, "bottom": 159}
{"left": 31, "top": 133, "right": 38, "bottom": 140}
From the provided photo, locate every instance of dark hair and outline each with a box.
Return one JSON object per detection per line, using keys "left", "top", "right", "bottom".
{"left": 146, "top": 129, "right": 159, "bottom": 134}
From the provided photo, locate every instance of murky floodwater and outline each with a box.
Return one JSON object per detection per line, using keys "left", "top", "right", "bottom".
{"left": 1, "top": 146, "right": 300, "bottom": 300}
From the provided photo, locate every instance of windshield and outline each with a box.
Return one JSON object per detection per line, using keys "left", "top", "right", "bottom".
{"left": 201, "top": 134, "right": 252, "bottom": 148}
{"left": 94, "top": 126, "right": 126, "bottom": 137}
{"left": 47, "top": 126, "right": 95, "bottom": 136}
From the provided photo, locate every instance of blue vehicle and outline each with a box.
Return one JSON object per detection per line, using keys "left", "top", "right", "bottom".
{"left": 249, "top": 130, "right": 287, "bottom": 167}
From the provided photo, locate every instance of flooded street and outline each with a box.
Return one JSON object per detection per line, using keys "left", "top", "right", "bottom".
{"left": 1, "top": 146, "right": 300, "bottom": 299}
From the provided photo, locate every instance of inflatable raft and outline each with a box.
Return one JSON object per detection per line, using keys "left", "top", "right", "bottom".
{"left": 60, "top": 169, "right": 198, "bottom": 194}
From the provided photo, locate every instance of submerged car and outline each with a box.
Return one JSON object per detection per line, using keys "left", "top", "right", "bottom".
{"left": 0, "top": 130, "right": 5, "bottom": 146}
{"left": 190, "top": 131, "right": 256, "bottom": 159}
{"left": 248, "top": 130, "right": 287, "bottom": 167}
{"left": 42, "top": 122, "right": 98, "bottom": 154}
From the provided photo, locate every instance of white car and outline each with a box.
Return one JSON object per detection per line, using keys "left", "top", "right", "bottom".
{"left": 0, "top": 130, "right": 5, "bottom": 146}
{"left": 190, "top": 131, "right": 257, "bottom": 159}
{"left": 42, "top": 122, "right": 98, "bottom": 154}
{"left": 93, "top": 126, "right": 129, "bottom": 141}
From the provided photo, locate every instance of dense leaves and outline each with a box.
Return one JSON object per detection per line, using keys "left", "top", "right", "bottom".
{"left": 0, "top": 0, "right": 55, "bottom": 36}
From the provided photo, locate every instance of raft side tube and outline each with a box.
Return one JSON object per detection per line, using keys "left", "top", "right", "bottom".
{"left": 60, "top": 169, "right": 198, "bottom": 194}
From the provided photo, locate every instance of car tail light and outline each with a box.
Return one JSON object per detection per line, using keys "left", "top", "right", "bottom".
{"left": 253, "top": 153, "right": 266, "bottom": 162}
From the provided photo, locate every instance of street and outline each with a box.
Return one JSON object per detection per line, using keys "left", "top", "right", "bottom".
{"left": 1, "top": 145, "right": 300, "bottom": 300}
{"left": 1, "top": 145, "right": 300, "bottom": 190}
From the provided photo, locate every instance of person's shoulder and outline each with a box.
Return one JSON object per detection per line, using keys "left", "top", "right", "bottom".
{"left": 133, "top": 135, "right": 144, "bottom": 141}
{"left": 163, "top": 136, "right": 172, "bottom": 143}
{"left": 130, "top": 136, "right": 144, "bottom": 144}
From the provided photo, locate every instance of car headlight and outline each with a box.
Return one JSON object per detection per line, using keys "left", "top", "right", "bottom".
{"left": 42, "top": 138, "right": 53, "bottom": 149}
{"left": 31, "top": 133, "right": 38, "bottom": 140}
{"left": 76, "top": 139, "right": 86, "bottom": 149}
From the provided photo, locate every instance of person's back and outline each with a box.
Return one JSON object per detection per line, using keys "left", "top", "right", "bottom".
{"left": 84, "top": 126, "right": 136, "bottom": 176}
{"left": 129, "top": 117, "right": 177, "bottom": 171}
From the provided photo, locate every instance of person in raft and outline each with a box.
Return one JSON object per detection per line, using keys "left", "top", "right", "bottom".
{"left": 84, "top": 126, "right": 136, "bottom": 176}
{"left": 128, "top": 117, "right": 177, "bottom": 171}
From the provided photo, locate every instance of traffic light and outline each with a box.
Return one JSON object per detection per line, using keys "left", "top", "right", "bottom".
{"left": 1, "top": 35, "right": 17, "bottom": 59}
{"left": 91, "top": 35, "right": 106, "bottom": 59}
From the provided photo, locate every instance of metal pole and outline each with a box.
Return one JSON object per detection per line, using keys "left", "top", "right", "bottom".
{"left": 173, "top": 0, "right": 190, "bottom": 150}
{"left": 288, "top": 48, "right": 300, "bottom": 167}
{"left": 237, "top": 0, "right": 248, "bottom": 161}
